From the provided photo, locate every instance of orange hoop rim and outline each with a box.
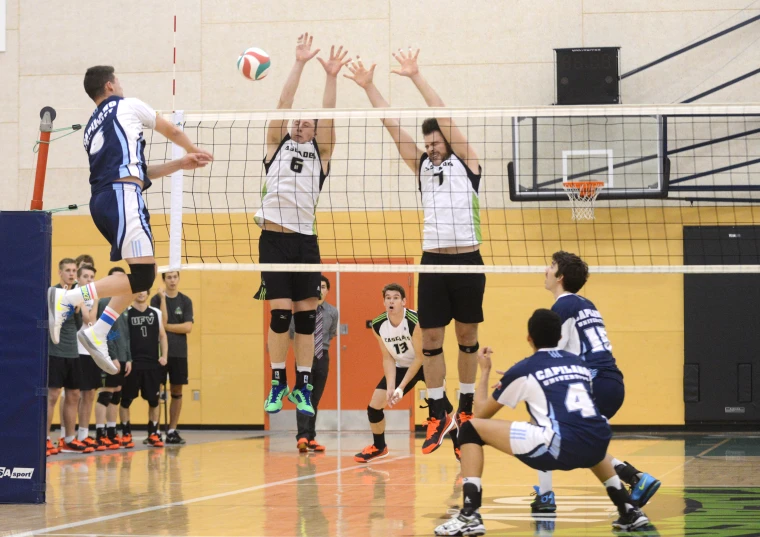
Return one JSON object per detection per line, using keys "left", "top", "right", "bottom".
{"left": 562, "top": 181, "right": 606, "bottom": 190}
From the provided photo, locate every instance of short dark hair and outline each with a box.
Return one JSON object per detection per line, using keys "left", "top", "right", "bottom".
{"left": 552, "top": 251, "right": 589, "bottom": 293}
{"left": 84, "top": 66, "right": 115, "bottom": 100}
{"left": 320, "top": 275, "right": 330, "bottom": 290}
{"left": 108, "top": 266, "right": 126, "bottom": 276}
{"left": 421, "top": 118, "right": 453, "bottom": 155}
{"left": 76, "top": 254, "right": 95, "bottom": 267}
{"left": 382, "top": 283, "right": 406, "bottom": 300}
{"left": 58, "top": 258, "right": 76, "bottom": 270}
{"left": 161, "top": 271, "right": 180, "bottom": 281}
{"left": 528, "top": 309, "right": 562, "bottom": 349}
{"left": 77, "top": 264, "right": 96, "bottom": 278}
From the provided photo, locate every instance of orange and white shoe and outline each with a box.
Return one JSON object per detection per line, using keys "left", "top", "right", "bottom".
{"left": 46, "top": 438, "right": 59, "bottom": 455}
{"left": 120, "top": 433, "right": 135, "bottom": 449}
{"left": 297, "top": 437, "right": 309, "bottom": 453}
{"left": 308, "top": 440, "right": 326, "bottom": 452}
{"left": 421, "top": 412, "right": 456, "bottom": 455}
{"left": 82, "top": 436, "right": 107, "bottom": 452}
{"left": 146, "top": 433, "right": 164, "bottom": 448}
{"left": 354, "top": 444, "right": 389, "bottom": 463}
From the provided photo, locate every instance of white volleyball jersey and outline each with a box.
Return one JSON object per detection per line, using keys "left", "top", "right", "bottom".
{"left": 418, "top": 152, "right": 482, "bottom": 251}
{"left": 372, "top": 308, "right": 418, "bottom": 368}
{"left": 254, "top": 134, "right": 329, "bottom": 235}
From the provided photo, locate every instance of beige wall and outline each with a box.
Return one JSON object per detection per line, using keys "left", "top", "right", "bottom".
{"left": 1, "top": 0, "right": 758, "bottom": 210}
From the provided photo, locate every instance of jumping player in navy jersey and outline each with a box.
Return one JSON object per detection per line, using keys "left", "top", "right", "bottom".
{"left": 48, "top": 66, "right": 212, "bottom": 375}
{"left": 529, "top": 251, "right": 660, "bottom": 514}
{"left": 434, "top": 309, "right": 650, "bottom": 535}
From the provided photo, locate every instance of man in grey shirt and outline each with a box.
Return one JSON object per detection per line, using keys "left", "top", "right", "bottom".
{"left": 289, "top": 275, "right": 338, "bottom": 452}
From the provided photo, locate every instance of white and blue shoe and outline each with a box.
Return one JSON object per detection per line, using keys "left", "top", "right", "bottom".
{"left": 435, "top": 509, "right": 485, "bottom": 536}
{"left": 630, "top": 473, "right": 661, "bottom": 507}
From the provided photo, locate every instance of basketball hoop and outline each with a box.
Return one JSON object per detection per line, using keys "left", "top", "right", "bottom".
{"left": 563, "top": 181, "right": 605, "bottom": 220}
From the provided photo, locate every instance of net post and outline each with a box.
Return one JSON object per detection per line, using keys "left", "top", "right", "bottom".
{"left": 169, "top": 110, "right": 185, "bottom": 270}
{"left": 336, "top": 265, "right": 341, "bottom": 434}
{"left": 30, "top": 106, "right": 56, "bottom": 211}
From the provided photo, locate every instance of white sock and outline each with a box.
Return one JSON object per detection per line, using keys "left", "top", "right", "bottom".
{"left": 462, "top": 477, "right": 482, "bottom": 491}
{"left": 459, "top": 383, "right": 475, "bottom": 395}
{"left": 296, "top": 366, "right": 312, "bottom": 373}
{"left": 538, "top": 471, "right": 553, "bottom": 494}
{"left": 93, "top": 307, "right": 119, "bottom": 339}
{"left": 152, "top": 421, "right": 158, "bottom": 428}
{"left": 65, "top": 435, "right": 75, "bottom": 443}
{"left": 605, "top": 475, "right": 634, "bottom": 511}
{"left": 60, "top": 426, "right": 66, "bottom": 438}
{"left": 271, "top": 362, "right": 286, "bottom": 369}
{"left": 168, "top": 429, "right": 176, "bottom": 434}
{"left": 106, "top": 421, "right": 116, "bottom": 428}
{"left": 63, "top": 283, "right": 98, "bottom": 307}
{"left": 96, "top": 423, "right": 104, "bottom": 429}
{"left": 77, "top": 427, "right": 89, "bottom": 441}
{"left": 611, "top": 457, "right": 624, "bottom": 468}
{"left": 427, "top": 387, "right": 445, "bottom": 400}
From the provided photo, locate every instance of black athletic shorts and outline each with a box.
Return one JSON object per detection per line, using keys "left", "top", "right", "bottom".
{"left": 48, "top": 356, "right": 82, "bottom": 390}
{"left": 103, "top": 362, "right": 128, "bottom": 388}
{"left": 418, "top": 250, "right": 486, "bottom": 328}
{"left": 254, "top": 230, "right": 321, "bottom": 302}
{"left": 376, "top": 365, "right": 426, "bottom": 394}
{"left": 122, "top": 367, "right": 164, "bottom": 402}
{"left": 79, "top": 354, "right": 103, "bottom": 391}
{"left": 166, "top": 356, "right": 189, "bottom": 385}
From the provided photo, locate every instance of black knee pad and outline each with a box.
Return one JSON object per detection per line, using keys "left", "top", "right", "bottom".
{"left": 128, "top": 264, "right": 156, "bottom": 293}
{"left": 458, "top": 420, "right": 485, "bottom": 446}
{"left": 147, "top": 399, "right": 159, "bottom": 409}
{"left": 97, "top": 391, "right": 113, "bottom": 407}
{"left": 423, "top": 347, "right": 443, "bottom": 357}
{"left": 367, "top": 406, "right": 385, "bottom": 423}
{"left": 120, "top": 397, "right": 133, "bottom": 409}
{"left": 293, "top": 310, "right": 316, "bottom": 335}
{"left": 270, "top": 309, "right": 292, "bottom": 333}
{"left": 171, "top": 393, "right": 182, "bottom": 400}
{"left": 459, "top": 342, "right": 479, "bottom": 353}
{"left": 111, "top": 391, "right": 121, "bottom": 405}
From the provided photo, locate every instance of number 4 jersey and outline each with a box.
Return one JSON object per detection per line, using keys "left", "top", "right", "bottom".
{"left": 255, "top": 133, "right": 329, "bottom": 235}
{"left": 492, "top": 349, "right": 611, "bottom": 470}
{"left": 372, "top": 308, "right": 418, "bottom": 368}
{"left": 552, "top": 293, "right": 619, "bottom": 374}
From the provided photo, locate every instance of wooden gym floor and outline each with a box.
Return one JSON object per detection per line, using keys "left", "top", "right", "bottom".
{"left": 2, "top": 430, "right": 760, "bottom": 536}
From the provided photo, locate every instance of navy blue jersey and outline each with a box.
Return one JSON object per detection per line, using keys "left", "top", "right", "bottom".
{"left": 492, "top": 349, "right": 611, "bottom": 462}
{"left": 552, "top": 293, "right": 618, "bottom": 373}
{"left": 83, "top": 95, "right": 157, "bottom": 195}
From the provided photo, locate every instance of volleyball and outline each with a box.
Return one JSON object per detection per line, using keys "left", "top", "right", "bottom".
{"left": 237, "top": 47, "right": 271, "bottom": 81}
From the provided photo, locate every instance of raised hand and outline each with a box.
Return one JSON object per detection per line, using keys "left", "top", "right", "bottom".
{"left": 391, "top": 47, "right": 420, "bottom": 77}
{"left": 295, "top": 32, "right": 320, "bottom": 63}
{"left": 318, "top": 45, "right": 351, "bottom": 77}
{"left": 343, "top": 56, "right": 376, "bottom": 88}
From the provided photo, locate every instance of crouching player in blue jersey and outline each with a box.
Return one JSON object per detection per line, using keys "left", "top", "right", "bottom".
{"left": 434, "top": 309, "right": 650, "bottom": 536}
{"left": 48, "top": 66, "right": 212, "bottom": 375}
{"left": 528, "top": 251, "right": 660, "bottom": 513}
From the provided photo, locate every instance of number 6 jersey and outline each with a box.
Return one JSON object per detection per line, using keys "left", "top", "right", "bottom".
{"left": 372, "top": 308, "right": 418, "bottom": 368}
{"left": 255, "top": 133, "right": 329, "bottom": 235}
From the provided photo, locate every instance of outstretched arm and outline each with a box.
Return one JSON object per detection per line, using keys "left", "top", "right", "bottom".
{"left": 344, "top": 59, "right": 423, "bottom": 173}
{"left": 266, "top": 33, "right": 320, "bottom": 155}
{"left": 392, "top": 48, "right": 479, "bottom": 171}
{"left": 315, "top": 45, "right": 351, "bottom": 163}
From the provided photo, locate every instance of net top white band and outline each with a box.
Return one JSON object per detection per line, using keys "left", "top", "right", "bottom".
{"left": 166, "top": 103, "right": 760, "bottom": 123}
{"left": 158, "top": 263, "right": 760, "bottom": 274}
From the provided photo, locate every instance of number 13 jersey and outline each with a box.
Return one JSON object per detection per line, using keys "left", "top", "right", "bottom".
{"left": 372, "top": 308, "right": 418, "bottom": 367}
{"left": 255, "top": 134, "right": 329, "bottom": 235}
{"left": 552, "top": 293, "right": 618, "bottom": 373}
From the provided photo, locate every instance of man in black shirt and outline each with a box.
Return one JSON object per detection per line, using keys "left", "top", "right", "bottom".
{"left": 120, "top": 290, "right": 168, "bottom": 447}
{"left": 152, "top": 271, "right": 194, "bottom": 444}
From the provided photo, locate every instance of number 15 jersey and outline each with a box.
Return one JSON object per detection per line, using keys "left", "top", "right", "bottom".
{"left": 255, "top": 134, "right": 329, "bottom": 235}
{"left": 372, "top": 308, "right": 418, "bottom": 368}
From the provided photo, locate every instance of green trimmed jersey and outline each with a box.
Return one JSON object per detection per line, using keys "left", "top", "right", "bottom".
{"left": 371, "top": 308, "right": 418, "bottom": 368}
